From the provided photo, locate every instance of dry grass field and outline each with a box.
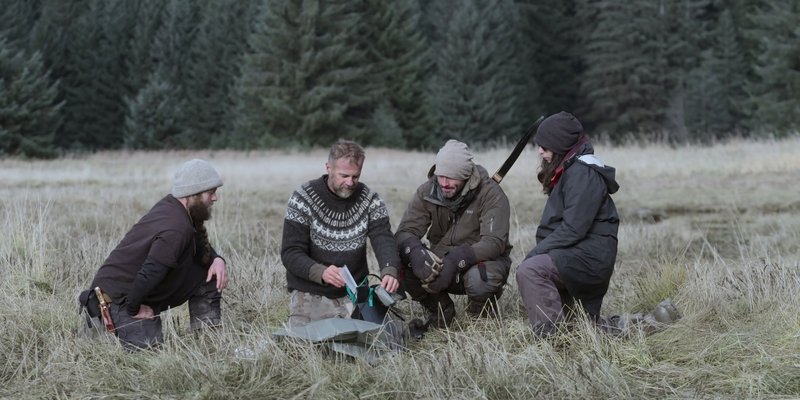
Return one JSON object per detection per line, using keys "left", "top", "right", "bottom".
{"left": 2, "top": 138, "right": 800, "bottom": 399}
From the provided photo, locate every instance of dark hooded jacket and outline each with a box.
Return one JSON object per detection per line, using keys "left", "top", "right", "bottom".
{"left": 527, "top": 142, "right": 619, "bottom": 308}
{"left": 396, "top": 165, "right": 511, "bottom": 263}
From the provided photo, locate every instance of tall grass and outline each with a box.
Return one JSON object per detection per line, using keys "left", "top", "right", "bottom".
{"left": 1, "top": 139, "right": 799, "bottom": 398}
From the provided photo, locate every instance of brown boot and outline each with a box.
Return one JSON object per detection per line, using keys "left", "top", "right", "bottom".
{"left": 421, "top": 294, "right": 455, "bottom": 329}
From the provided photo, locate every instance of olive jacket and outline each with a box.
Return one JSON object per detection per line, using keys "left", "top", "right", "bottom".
{"left": 396, "top": 165, "right": 512, "bottom": 264}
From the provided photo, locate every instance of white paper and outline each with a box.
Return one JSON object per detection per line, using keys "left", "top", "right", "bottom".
{"left": 340, "top": 265, "right": 358, "bottom": 293}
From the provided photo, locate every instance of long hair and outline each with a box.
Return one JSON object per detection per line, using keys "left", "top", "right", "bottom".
{"left": 537, "top": 152, "right": 566, "bottom": 195}
{"left": 187, "top": 192, "right": 213, "bottom": 267}
{"left": 195, "top": 221, "right": 212, "bottom": 267}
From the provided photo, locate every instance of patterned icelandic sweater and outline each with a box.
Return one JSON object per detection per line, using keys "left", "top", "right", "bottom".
{"left": 280, "top": 175, "right": 400, "bottom": 298}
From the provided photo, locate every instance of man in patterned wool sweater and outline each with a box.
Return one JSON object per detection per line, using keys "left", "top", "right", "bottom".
{"left": 280, "top": 139, "right": 401, "bottom": 327}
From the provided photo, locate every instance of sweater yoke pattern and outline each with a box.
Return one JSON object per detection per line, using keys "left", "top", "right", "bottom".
{"left": 286, "top": 181, "right": 389, "bottom": 253}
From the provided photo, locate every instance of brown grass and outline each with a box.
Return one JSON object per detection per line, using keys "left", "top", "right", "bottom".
{"left": 1, "top": 137, "right": 799, "bottom": 398}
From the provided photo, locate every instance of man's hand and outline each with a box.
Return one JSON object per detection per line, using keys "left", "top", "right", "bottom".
{"left": 381, "top": 275, "right": 399, "bottom": 293}
{"left": 132, "top": 304, "right": 155, "bottom": 320}
{"left": 401, "top": 238, "right": 441, "bottom": 283}
{"left": 206, "top": 256, "right": 228, "bottom": 292}
{"left": 424, "top": 245, "right": 476, "bottom": 293}
{"left": 423, "top": 258, "right": 458, "bottom": 293}
{"left": 322, "top": 265, "right": 345, "bottom": 288}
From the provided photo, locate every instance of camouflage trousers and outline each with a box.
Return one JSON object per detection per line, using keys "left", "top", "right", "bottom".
{"left": 287, "top": 290, "right": 355, "bottom": 327}
{"left": 516, "top": 254, "right": 569, "bottom": 333}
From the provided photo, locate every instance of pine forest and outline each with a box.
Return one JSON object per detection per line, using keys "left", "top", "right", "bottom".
{"left": 1, "top": 0, "right": 798, "bottom": 158}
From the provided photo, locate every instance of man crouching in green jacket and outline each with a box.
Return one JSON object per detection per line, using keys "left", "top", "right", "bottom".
{"left": 396, "top": 140, "right": 512, "bottom": 328}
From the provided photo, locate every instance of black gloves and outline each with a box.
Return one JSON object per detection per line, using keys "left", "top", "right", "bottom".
{"left": 424, "top": 244, "right": 477, "bottom": 293}
{"left": 401, "top": 237, "right": 441, "bottom": 283}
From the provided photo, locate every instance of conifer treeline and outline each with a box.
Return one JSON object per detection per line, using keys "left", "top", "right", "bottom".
{"left": 0, "top": 0, "right": 797, "bottom": 158}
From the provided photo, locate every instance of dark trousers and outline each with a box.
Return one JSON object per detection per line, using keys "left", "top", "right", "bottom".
{"left": 83, "top": 279, "right": 221, "bottom": 350}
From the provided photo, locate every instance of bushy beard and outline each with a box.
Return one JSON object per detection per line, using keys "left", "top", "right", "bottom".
{"left": 188, "top": 198, "right": 212, "bottom": 222}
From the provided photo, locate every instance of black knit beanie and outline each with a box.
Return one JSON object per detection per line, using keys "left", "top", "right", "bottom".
{"left": 534, "top": 111, "right": 584, "bottom": 154}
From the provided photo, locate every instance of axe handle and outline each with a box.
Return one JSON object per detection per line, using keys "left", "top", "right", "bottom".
{"left": 492, "top": 115, "right": 545, "bottom": 183}
{"left": 94, "top": 286, "right": 116, "bottom": 333}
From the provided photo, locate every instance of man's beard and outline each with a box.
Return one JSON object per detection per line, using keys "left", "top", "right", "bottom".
{"left": 440, "top": 183, "right": 463, "bottom": 199}
{"left": 334, "top": 187, "right": 354, "bottom": 198}
{"left": 188, "top": 198, "right": 212, "bottom": 222}
{"left": 330, "top": 181, "right": 355, "bottom": 199}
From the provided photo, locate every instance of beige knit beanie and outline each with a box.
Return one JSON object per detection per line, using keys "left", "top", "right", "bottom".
{"left": 171, "top": 159, "right": 223, "bottom": 198}
{"left": 434, "top": 139, "right": 474, "bottom": 180}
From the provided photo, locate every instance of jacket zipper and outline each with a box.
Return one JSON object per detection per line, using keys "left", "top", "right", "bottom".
{"left": 451, "top": 211, "right": 460, "bottom": 284}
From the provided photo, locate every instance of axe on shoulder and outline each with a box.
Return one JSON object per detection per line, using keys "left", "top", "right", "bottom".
{"left": 492, "top": 115, "right": 545, "bottom": 183}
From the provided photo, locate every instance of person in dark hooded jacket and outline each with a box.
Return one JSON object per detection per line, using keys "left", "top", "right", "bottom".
{"left": 516, "top": 111, "right": 620, "bottom": 336}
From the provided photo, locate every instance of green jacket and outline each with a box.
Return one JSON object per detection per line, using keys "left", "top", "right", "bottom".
{"left": 395, "top": 165, "right": 512, "bottom": 263}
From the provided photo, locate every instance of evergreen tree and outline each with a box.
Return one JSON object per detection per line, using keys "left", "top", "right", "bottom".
{"left": 57, "top": 0, "right": 136, "bottom": 150}
{"left": 125, "top": 1, "right": 166, "bottom": 94}
{"left": 20, "top": 1, "right": 89, "bottom": 151}
{"left": 661, "top": 0, "right": 711, "bottom": 142}
{"left": 428, "top": 0, "right": 521, "bottom": 145}
{"left": 123, "top": 70, "right": 185, "bottom": 150}
{"left": 417, "top": 0, "right": 454, "bottom": 48}
{"left": 726, "top": 0, "right": 766, "bottom": 135}
{"left": 517, "top": 0, "right": 576, "bottom": 117}
{"left": 370, "top": 101, "right": 406, "bottom": 148}
{"left": 233, "top": 0, "right": 376, "bottom": 148}
{"left": 358, "top": 0, "right": 434, "bottom": 149}
{"left": 185, "top": 0, "right": 256, "bottom": 148}
{"left": 27, "top": 0, "right": 91, "bottom": 72}
{"left": 0, "top": 36, "right": 62, "bottom": 158}
{"left": 747, "top": 0, "right": 800, "bottom": 135}
{"left": 684, "top": 9, "right": 749, "bottom": 139}
{"left": 576, "top": 1, "right": 675, "bottom": 141}
{"left": 416, "top": 0, "right": 457, "bottom": 146}
{"left": 143, "top": 0, "right": 204, "bottom": 148}
{"left": 0, "top": 0, "right": 40, "bottom": 49}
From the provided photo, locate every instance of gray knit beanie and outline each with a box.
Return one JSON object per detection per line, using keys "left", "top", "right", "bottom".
{"left": 171, "top": 159, "right": 223, "bottom": 198}
{"left": 434, "top": 139, "right": 474, "bottom": 180}
{"left": 534, "top": 111, "right": 584, "bottom": 154}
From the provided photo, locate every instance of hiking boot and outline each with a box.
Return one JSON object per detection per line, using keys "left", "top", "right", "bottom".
{"left": 652, "top": 298, "right": 681, "bottom": 323}
{"left": 596, "top": 315, "right": 623, "bottom": 336}
{"left": 532, "top": 321, "right": 557, "bottom": 339}
{"left": 601, "top": 299, "right": 681, "bottom": 337}
{"left": 600, "top": 312, "right": 657, "bottom": 335}
{"left": 466, "top": 295, "right": 500, "bottom": 318}
{"left": 421, "top": 295, "right": 455, "bottom": 329}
